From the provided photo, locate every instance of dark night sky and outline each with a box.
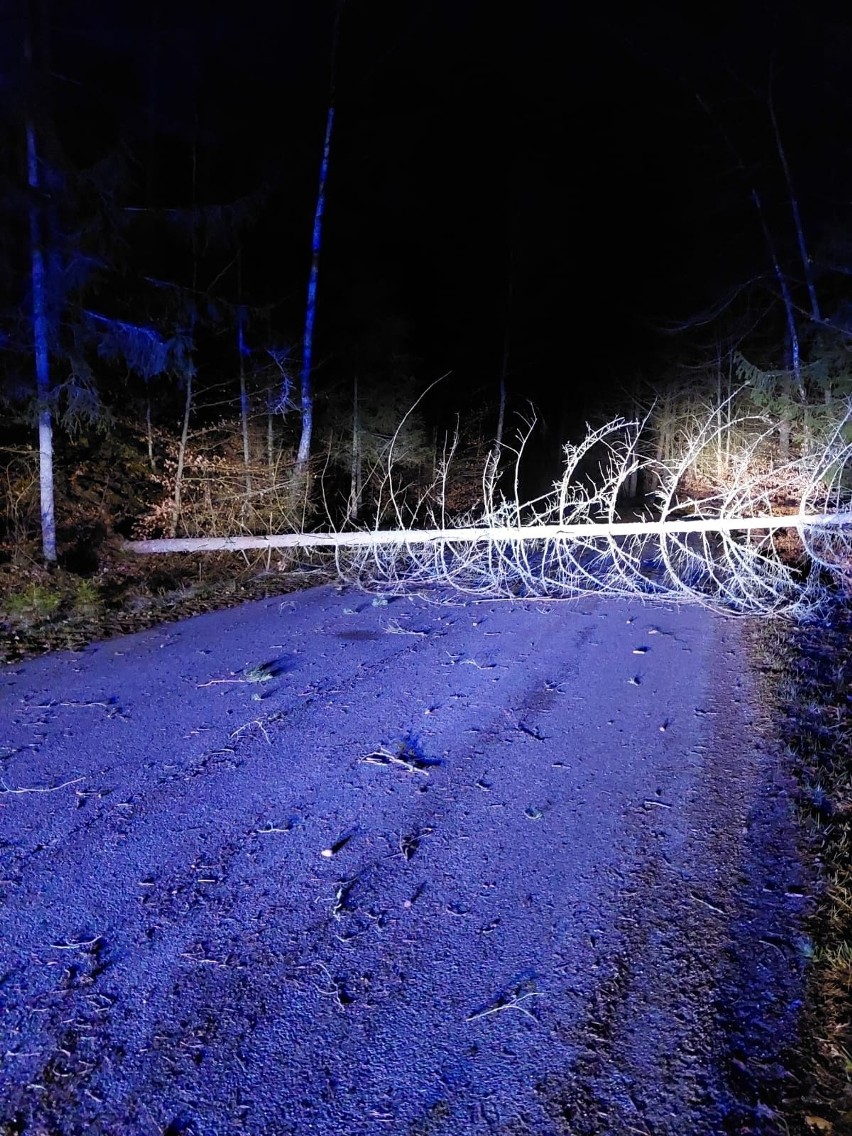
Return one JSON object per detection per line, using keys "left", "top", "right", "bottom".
{"left": 5, "top": 0, "right": 852, "bottom": 434}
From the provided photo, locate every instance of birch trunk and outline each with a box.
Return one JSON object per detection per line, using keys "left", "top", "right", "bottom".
{"left": 25, "top": 90, "right": 56, "bottom": 562}
{"left": 297, "top": 0, "right": 345, "bottom": 476}
{"left": 146, "top": 393, "right": 156, "bottom": 472}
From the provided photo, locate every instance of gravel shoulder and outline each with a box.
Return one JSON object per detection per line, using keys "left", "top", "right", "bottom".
{"left": 0, "top": 585, "right": 808, "bottom": 1135}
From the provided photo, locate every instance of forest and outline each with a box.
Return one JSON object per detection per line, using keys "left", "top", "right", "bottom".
{"left": 1, "top": 2, "right": 851, "bottom": 598}
{"left": 1, "top": 2, "right": 851, "bottom": 1130}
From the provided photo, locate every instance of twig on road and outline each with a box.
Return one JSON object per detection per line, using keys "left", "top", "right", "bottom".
{"left": 690, "top": 891, "right": 727, "bottom": 916}
{"left": 467, "top": 985, "right": 543, "bottom": 1023}
{"left": 329, "top": 879, "right": 357, "bottom": 920}
{"left": 195, "top": 677, "right": 251, "bottom": 687}
{"left": 360, "top": 747, "right": 431, "bottom": 776}
{"left": 383, "top": 618, "right": 429, "bottom": 636}
{"left": 398, "top": 826, "right": 432, "bottom": 861}
{"left": 252, "top": 822, "right": 293, "bottom": 835}
{"left": 49, "top": 935, "right": 103, "bottom": 951}
{"left": 0, "top": 777, "right": 82, "bottom": 795}
{"left": 230, "top": 719, "right": 272, "bottom": 743}
{"left": 313, "top": 962, "right": 352, "bottom": 1008}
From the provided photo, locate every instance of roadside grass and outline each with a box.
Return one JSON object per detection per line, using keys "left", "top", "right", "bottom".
{"left": 0, "top": 541, "right": 334, "bottom": 663}
{"left": 752, "top": 590, "right": 852, "bottom": 1135}
{"left": 2, "top": 581, "right": 64, "bottom": 625}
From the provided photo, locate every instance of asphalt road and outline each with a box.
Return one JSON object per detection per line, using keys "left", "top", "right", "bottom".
{"left": 0, "top": 585, "right": 807, "bottom": 1135}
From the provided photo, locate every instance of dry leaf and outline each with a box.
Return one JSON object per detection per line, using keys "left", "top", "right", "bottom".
{"left": 804, "top": 1116, "right": 833, "bottom": 1133}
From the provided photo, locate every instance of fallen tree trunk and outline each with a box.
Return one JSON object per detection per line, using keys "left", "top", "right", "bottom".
{"left": 122, "top": 511, "right": 851, "bottom": 555}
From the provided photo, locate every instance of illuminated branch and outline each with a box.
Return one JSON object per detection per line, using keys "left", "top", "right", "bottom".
{"left": 124, "top": 401, "right": 852, "bottom": 617}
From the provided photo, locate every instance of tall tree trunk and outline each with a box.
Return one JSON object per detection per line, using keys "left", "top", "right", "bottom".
{"left": 778, "top": 415, "right": 791, "bottom": 462}
{"left": 25, "top": 30, "right": 56, "bottom": 563}
{"left": 296, "top": 0, "right": 345, "bottom": 477}
{"left": 695, "top": 93, "right": 807, "bottom": 452}
{"left": 146, "top": 391, "right": 156, "bottom": 472}
{"left": 171, "top": 132, "right": 199, "bottom": 538}
{"left": 494, "top": 195, "right": 517, "bottom": 456}
{"left": 715, "top": 347, "right": 723, "bottom": 481}
{"left": 724, "top": 354, "right": 733, "bottom": 471}
{"left": 768, "top": 81, "right": 821, "bottom": 323}
{"left": 748, "top": 185, "right": 805, "bottom": 452}
{"left": 348, "top": 374, "right": 362, "bottom": 521}
{"left": 495, "top": 308, "right": 509, "bottom": 453}
{"left": 237, "top": 256, "right": 251, "bottom": 497}
{"left": 142, "top": 5, "right": 161, "bottom": 482}
{"left": 170, "top": 371, "right": 193, "bottom": 537}
{"left": 238, "top": 319, "right": 251, "bottom": 496}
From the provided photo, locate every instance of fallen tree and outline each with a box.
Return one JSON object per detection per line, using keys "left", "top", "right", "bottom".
{"left": 122, "top": 404, "right": 852, "bottom": 616}
{"left": 123, "top": 511, "right": 852, "bottom": 554}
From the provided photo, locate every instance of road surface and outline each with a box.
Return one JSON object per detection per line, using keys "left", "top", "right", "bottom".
{"left": 0, "top": 585, "right": 807, "bottom": 1135}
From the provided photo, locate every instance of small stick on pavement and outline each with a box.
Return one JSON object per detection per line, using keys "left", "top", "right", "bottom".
{"left": 360, "top": 747, "right": 431, "bottom": 776}
{"left": 398, "top": 826, "right": 432, "bottom": 861}
{"left": 383, "top": 618, "right": 428, "bottom": 636}
{"left": 690, "top": 891, "right": 726, "bottom": 916}
{"left": 230, "top": 719, "right": 272, "bottom": 743}
{"left": 195, "top": 677, "right": 251, "bottom": 687}
{"left": 49, "top": 935, "right": 102, "bottom": 951}
{"left": 467, "top": 987, "right": 543, "bottom": 1023}
{"left": 330, "top": 879, "right": 357, "bottom": 920}
{"left": 179, "top": 951, "right": 229, "bottom": 967}
{"left": 0, "top": 777, "right": 82, "bottom": 795}
{"left": 58, "top": 698, "right": 122, "bottom": 710}
{"left": 313, "top": 962, "right": 352, "bottom": 1008}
